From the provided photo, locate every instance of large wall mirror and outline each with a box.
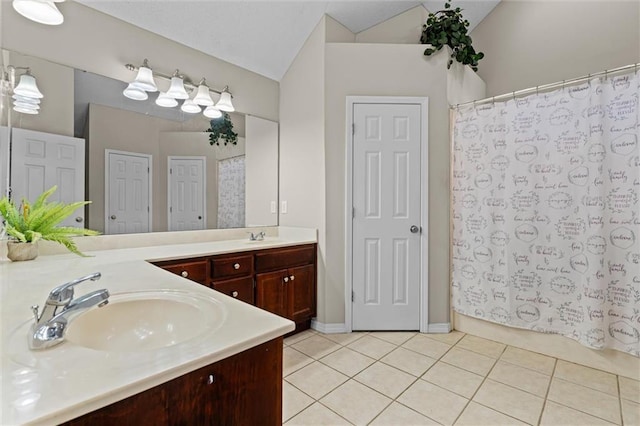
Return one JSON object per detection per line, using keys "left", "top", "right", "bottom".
{"left": 1, "top": 49, "right": 279, "bottom": 235}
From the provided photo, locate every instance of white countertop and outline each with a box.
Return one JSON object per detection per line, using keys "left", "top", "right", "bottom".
{"left": 1, "top": 229, "right": 316, "bottom": 425}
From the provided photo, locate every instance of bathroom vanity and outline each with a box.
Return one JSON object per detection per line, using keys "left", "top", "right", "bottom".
{"left": 0, "top": 228, "right": 315, "bottom": 425}
{"left": 153, "top": 243, "right": 317, "bottom": 333}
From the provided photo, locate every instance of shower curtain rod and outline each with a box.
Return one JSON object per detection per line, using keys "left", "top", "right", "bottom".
{"left": 452, "top": 62, "right": 639, "bottom": 109}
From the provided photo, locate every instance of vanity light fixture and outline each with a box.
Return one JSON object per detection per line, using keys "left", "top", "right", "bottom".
{"left": 181, "top": 97, "right": 202, "bottom": 114}
{"left": 6, "top": 67, "right": 44, "bottom": 115}
{"left": 193, "top": 79, "right": 214, "bottom": 106}
{"left": 203, "top": 105, "right": 222, "bottom": 119}
{"left": 123, "top": 59, "right": 234, "bottom": 118}
{"left": 12, "top": 0, "right": 64, "bottom": 26}
{"left": 215, "top": 87, "right": 235, "bottom": 112}
{"left": 155, "top": 92, "right": 178, "bottom": 108}
{"left": 166, "top": 70, "right": 189, "bottom": 100}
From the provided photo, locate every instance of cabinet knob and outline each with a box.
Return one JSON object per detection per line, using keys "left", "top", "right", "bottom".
{"left": 283, "top": 277, "right": 289, "bottom": 283}
{"left": 181, "top": 270, "right": 189, "bottom": 278}
{"left": 207, "top": 374, "right": 215, "bottom": 385}
{"left": 233, "top": 263, "right": 240, "bottom": 270}
{"left": 290, "top": 275, "right": 295, "bottom": 281}
{"left": 232, "top": 291, "right": 239, "bottom": 298}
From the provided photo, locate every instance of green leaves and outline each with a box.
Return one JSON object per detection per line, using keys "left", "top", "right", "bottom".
{"left": 0, "top": 186, "right": 100, "bottom": 256}
{"left": 205, "top": 112, "right": 239, "bottom": 146}
{"left": 419, "top": 0, "right": 484, "bottom": 72}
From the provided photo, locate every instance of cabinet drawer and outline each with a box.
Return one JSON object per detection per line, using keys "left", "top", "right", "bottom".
{"left": 160, "top": 260, "right": 208, "bottom": 284}
{"left": 255, "top": 245, "right": 316, "bottom": 272}
{"left": 211, "top": 255, "right": 254, "bottom": 279}
{"left": 211, "top": 277, "right": 254, "bottom": 304}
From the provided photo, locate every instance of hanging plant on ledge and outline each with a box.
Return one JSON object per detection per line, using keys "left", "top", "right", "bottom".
{"left": 420, "top": 1, "right": 484, "bottom": 72}
{"left": 205, "top": 112, "right": 238, "bottom": 146}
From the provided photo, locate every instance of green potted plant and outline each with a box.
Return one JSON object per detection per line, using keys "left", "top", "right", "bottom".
{"left": 0, "top": 186, "right": 100, "bottom": 261}
{"left": 420, "top": 1, "right": 484, "bottom": 71}
{"left": 205, "top": 112, "right": 238, "bottom": 146}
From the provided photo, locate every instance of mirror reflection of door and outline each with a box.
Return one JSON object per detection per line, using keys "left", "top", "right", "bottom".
{"left": 168, "top": 156, "right": 206, "bottom": 231}
{"left": 105, "top": 150, "right": 151, "bottom": 234}
{"left": 10, "top": 128, "right": 85, "bottom": 228}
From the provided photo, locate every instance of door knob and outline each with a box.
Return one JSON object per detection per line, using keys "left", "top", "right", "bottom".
{"left": 283, "top": 277, "right": 289, "bottom": 283}
{"left": 232, "top": 291, "right": 238, "bottom": 298}
{"left": 198, "top": 216, "right": 202, "bottom": 220}
{"left": 233, "top": 263, "right": 240, "bottom": 270}
{"left": 410, "top": 225, "right": 421, "bottom": 233}
{"left": 75, "top": 217, "right": 83, "bottom": 223}
{"left": 110, "top": 215, "right": 117, "bottom": 220}
{"left": 181, "top": 271, "right": 188, "bottom": 278}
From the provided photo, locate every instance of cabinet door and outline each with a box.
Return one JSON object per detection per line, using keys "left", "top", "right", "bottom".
{"left": 167, "top": 338, "right": 282, "bottom": 425}
{"left": 211, "top": 276, "right": 254, "bottom": 304}
{"left": 256, "top": 270, "right": 287, "bottom": 318}
{"left": 287, "top": 264, "right": 316, "bottom": 322}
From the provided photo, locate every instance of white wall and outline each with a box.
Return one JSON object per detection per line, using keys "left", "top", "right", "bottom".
{"left": 1, "top": 1, "right": 279, "bottom": 121}
{"left": 355, "top": 5, "right": 429, "bottom": 44}
{"left": 245, "top": 116, "right": 279, "bottom": 227}
{"left": 471, "top": 0, "right": 640, "bottom": 96}
{"left": 279, "top": 17, "right": 328, "bottom": 322}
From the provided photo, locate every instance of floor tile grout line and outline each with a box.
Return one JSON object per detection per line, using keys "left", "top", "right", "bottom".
{"left": 536, "top": 356, "right": 558, "bottom": 425}
{"left": 450, "top": 342, "right": 506, "bottom": 425}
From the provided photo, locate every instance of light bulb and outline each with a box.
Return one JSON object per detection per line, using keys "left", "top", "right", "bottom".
{"left": 123, "top": 83, "right": 148, "bottom": 101}
{"left": 12, "top": 0, "right": 64, "bottom": 25}
{"left": 181, "top": 99, "right": 201, "bottom": 114}
{"left": 131, "top": 62, "right": 157, "bottom": 92}
{"left": 156, "top": 92, "right": 178, "bottom": 108}
{"left": 13, "top": 73, "right": 43, "bottom": 99}
{"left": 215, "top": 89, "right": 234, "bottom": 112}
{"left": 203, "top": 106, "right": 222, "bottom": 119}
{"left": 166, "top": 73, "right": 189, "bottom": 100}
{"left": 193, "top": 80, "right": 214, "bottom": 106}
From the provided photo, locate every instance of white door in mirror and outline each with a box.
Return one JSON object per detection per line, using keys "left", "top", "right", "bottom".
{"left": 168, "top": 156, "right": 206, "bottom": 231}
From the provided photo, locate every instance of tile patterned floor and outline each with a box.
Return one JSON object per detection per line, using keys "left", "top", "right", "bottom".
{"left": 282, "top": 329, "right": 639, "bottom": 425}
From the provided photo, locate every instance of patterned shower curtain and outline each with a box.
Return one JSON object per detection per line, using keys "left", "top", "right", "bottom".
{"left": 217, "top": 156, "right": 245, "bottom": 229}
{"left": 451, "top": 70, "right": 639, "bottom": 356}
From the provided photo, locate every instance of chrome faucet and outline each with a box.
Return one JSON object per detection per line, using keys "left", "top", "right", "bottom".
{"left": 249, "top": 231, "right": 266, "bottom": 241}
{"left": 28, "top": 272, "right": 109, "bottom": 350}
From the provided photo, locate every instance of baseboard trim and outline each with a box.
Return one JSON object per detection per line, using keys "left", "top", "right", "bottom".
{"left": 311, "top": 320, "right": 348, "bottom": 334}
{"left": 426, "top": 323, "right": 452, "bottom": 333}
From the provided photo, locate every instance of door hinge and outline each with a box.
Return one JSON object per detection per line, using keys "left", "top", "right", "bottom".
{"left": 169, "top": 206, "right": 172, "bottom": 213}
{"left": 147, "top": 167, "right": 150, "bottom": 173}
{"left": 352, "top": 123, "right": 355, "bottom": 136}
{"left": 352, "top": 207, "right": 355, "bottom": 219}
{"left": 147, "top": 206, "right": 149, "bottom": 212}
{"left": 351, "top": 291, "right": 355, "bottom": 302}
{"left": 169, "top": 168, "right": 172, "bottom": 174}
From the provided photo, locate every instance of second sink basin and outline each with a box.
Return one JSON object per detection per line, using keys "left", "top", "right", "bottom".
{"left": 65, "top": 290, "right": 225, "bottom": 352}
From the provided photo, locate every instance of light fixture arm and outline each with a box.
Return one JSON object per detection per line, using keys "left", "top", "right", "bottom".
{"left": 125, "top": 60, "right": 232, "bottom": 97}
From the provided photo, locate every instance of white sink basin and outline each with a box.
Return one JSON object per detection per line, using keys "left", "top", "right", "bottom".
{"left": 65, "top": 290, "right": 225, "bottom": 352}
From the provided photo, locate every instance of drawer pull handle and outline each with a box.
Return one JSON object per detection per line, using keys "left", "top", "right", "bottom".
{"left": 207, "top": 374, "right": 215, "bottom": 385}
{"left": 233, "top": 263, "right": 240, "bottom": 270}
{"left": 283, "top": 277, "right": 289, "bottom": 283}
{"left": 181, "top": 271, "right": 189, "bottom": 278}
{"left": 290, "top": 275, "right": 295, "bottom": 281}
{"left": 232, "top": 291, "right": 239, "bottom": 298}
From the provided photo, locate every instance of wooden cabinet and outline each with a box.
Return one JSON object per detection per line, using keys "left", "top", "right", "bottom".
{"left": 255, "top": 246, "right": 316, "bottom": 331}
{"left": 152, "top": 243, "right": 317, "bottom": 332}
{"left": 153, "top": 258, "right": 208, "bottom": 285}
{"left": 63, "top": 338, "right": 283, "bottom": 426}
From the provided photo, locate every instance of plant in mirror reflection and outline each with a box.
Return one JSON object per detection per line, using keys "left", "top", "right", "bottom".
{"left": 0, "top": 186, "right": 100, "bottom": 256}
{"left": 206, "top": 112, "right": 238, "bottom": 146}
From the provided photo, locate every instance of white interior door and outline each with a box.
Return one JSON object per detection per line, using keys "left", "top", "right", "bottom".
{"left": 168, "top": 156, "right": 206, "bottom": 231}
{"left": 352, "top": 102, "right": 423, "bottom": 330}
{"left": 10, "top": 128, "right": 85, "bottom": 228}
{"left": 105, "top": 150, "right": 151, "bottom": 234}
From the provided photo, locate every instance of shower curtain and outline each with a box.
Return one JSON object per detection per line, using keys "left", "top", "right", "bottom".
{"left": 217, "top": 156, "right": 245, "bottom": 229}
{"left": 451, "top": 70, "right": 639, "bottom": 356}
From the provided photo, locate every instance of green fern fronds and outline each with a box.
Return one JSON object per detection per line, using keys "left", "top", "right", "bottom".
{"left": 0, "top": 186, "right": 100, "bottom": 256}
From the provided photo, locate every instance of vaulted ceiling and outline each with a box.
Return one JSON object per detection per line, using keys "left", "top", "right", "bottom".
{"left": 77, "top": 1, "right": 500, "bottom": 81}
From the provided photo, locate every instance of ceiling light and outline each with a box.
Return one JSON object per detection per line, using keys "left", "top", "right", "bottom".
{"left": 155, "top": 92, "right": 178, "bottom": 108}
{"left": 12, "top": 0, "right": 64, "bottom": 25}
{"left": 13, "top": 71, "right": 43, "bottom": 99}
{"left": 166, "top": 70, "right": 189, "bottom": 100}
{"left": 215, "top": 87, "right": 234, "bottom": 112}
{"left": 193, "top": 79, "right": 214, "bottom": 106}
{"left": 123, "top": 83, "right": 148, "bottom": 101}
{"left": 130, "top": 59, "right": 157, "bottom": 92}
{"left": 203, "top": 106, "right": 222, "bottom": 119}
{"left": 181, "top": 98, "right": 201, "bottom": 114}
